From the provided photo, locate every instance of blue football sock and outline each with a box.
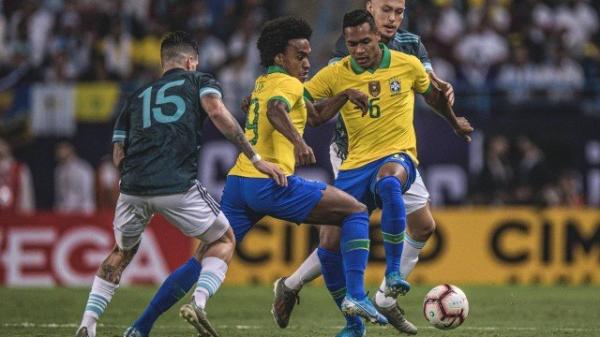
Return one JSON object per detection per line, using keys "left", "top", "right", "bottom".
{"left": 340, "top": 211, "right": 370, "bottom": 299}
{"left": 376, "top": 176, "right": 406, "bottom": 276}
{"left": 133, "top": 257, "right": 201, "bottom": 334}
{"left": 317, "top": 247, "right": 362, "bottom": 327}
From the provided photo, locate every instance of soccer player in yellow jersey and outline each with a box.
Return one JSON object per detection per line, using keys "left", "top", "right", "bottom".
{"left": 299, "top": 10, "right": 472, "bottom": 337}
{"left": 222, "top": 16, "right": 389, "bottom": 327}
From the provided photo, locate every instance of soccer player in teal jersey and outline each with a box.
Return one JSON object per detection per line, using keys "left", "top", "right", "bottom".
{"left": 75, "top": 31, "right": 285, "bottom": 337}
{"left": 273, "top": 1, "right": 460, "bottom": 335}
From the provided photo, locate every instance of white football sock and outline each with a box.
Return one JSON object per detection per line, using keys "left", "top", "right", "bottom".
{"left": 375, "top": 279, "right": 396, "bottom": 308}
{"left": 284, "top": 248, "right": 322, "bottom": 290}
{"left": 400, "top": 234, "right": 426, "bottom": 278}
{"left": 80, "top": 276, "right": 118, "bottom": 334}
{"left": 194, "top": 257, "right": 228, "bottom": 309}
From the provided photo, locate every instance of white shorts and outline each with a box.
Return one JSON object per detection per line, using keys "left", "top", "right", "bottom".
{"left": 330, "top": 143, "right": 430, "bottom": 215}
{"left": 113, "top": 181, "right": 230, "bottom": 250}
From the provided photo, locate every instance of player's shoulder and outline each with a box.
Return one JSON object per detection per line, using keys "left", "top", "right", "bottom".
{"left": 389, "top": 49, "right": 421, "bottom": 65}
{"left": 391, "top": 29, "right": 422, "bottom": 45}
{"left": 268, "top": 72, "right": 304, "bottom": 94}
{"left": 191, "top": 71, "right": 219, "bottom": 85}
{"left": 321, "top": 56, "right": 349, "bottom": 74}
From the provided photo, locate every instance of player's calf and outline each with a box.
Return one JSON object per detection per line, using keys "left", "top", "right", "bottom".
{"left": 76, "top": 243, "right": 139, "bottom": 337}
{"left": 181, "top": 225, "right": 235, "bottom": 337}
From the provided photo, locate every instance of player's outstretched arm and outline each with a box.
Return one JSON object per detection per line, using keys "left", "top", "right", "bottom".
{"left": 429, "top": 71, "right": 455, "bottom": 107}
{"left": 202, "top": 94, "right": 287, "bottom": 186}
{"left": 422, "top": 86, "right": 473, "bottom": 142}
{"left": 266, "top": 99, "right": 316, "bottom": 166}
{"left": 307, "top": 89, "right": 369, "bottom": 127}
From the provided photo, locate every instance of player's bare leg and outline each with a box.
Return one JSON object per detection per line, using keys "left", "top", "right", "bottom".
{"left": 76, "top": 244, "right": 140, "bottom": 337}
{"left": 180, "top": 225, "right": 235, "bottom": 337}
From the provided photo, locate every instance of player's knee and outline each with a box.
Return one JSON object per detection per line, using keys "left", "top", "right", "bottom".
{"left": 376, "top": 176, "right": 402, "bottom": 199}
{"left": 319, "top": 226, "right": 341, "bottom": 251}
{"left": 347, "top": 198, "right": 367, "bottom": 214}
{"left": 409, "top": 211, "right": 436, "bottom": 240}
{"left": 223, "top": 227, "right": 236, "bottom": 248}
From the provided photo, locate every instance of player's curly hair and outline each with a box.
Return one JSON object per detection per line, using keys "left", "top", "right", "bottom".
{"left": 343, "top": 9, "right": 377, "bottom": 32}
{"left": 257, "top": 16, "right": 312, "bottom": 67}
{"left": 160, "top": 31, "right": 198, "bottom": 63}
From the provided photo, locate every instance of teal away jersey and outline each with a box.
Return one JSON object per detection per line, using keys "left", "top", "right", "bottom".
{"left": 112, "top": 68, "right": 222, "bottom": 196}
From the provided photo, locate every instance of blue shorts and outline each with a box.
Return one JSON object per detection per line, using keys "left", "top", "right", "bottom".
{"left": 221, "top": 175, "right": 327, "bottom": 242}
{"left": 334, "top": 153, "right": 416, "bottom": 213}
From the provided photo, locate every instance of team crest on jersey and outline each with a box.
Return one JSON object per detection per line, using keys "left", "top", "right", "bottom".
{"left": 368, "top": 81, "right": 381, "bottom": 97}
{"left": 389, "top": 78, "right": 401, "bottom": 96}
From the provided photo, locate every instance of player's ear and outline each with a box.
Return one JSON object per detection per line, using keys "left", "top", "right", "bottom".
{"left": 366, "top": 1, "right": 373, "bottom": 14}
{"left": 274, "top": 53, "right": 284, "bottom": 67}
{"left": 187, "top": 55, "right": 198, "bottom": 71}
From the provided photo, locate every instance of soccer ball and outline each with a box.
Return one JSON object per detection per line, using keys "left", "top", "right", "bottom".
{"left": 423, "top": 284, "right": 469, "bottom": 329}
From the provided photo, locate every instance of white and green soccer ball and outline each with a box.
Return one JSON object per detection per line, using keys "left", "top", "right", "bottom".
{"left": 423, "top": 284, "right": 469, "bottom": 330}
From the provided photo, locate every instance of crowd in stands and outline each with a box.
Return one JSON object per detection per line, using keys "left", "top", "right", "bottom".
{"left": 471, "top": 135, "right": 586, "bottom": 207}
{"left": 404, "top": 0, "right": 600, "bottom": 114}
{"left": 1, "top": 0, "right": 600, "bottom": 111}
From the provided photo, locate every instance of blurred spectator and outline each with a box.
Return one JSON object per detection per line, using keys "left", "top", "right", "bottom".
{"left": 454, "top": 21, "right": 508, "bottom": 86}
{"left": 54, "top": 141, "right": 95, "bottom": 214}
{"left": 476, "top": 135, "right": 513, "bottom": 204}
{"left": 8, "top": 0, "right": 54, "bottom": 66}
{"left": 218, "top": 54, "right": 255, "bottom": 118}
{"left": 556, "top": 170, "right": 586, "bottom": 207}
{"left": 496, "top": 45, "right": 538, "bottom": 103}
{"left": 466, "top": 0, "right": 511, "bottom": 34}
{"left": 0, "top": 138, "right": 35, "bottom": 214}
{"left": 189, "top": 1, "right": 226, "bottom": 72}
{"left": 102, "top": 19, "right": 132, "bottom": 79}
{"left": 513, "top": 136, "right": 550, "bottom": 204}
{"left": 434, "top": 0, "right": 464, "bottom": 47}
{"left": 556, "top": 0, "right": 599, "bottom": 52}
{"left": 539, "top": 46, "right": 584, "bottom": 102}
{"left": 96, "top": 155, "right": 119, "bottom": 210}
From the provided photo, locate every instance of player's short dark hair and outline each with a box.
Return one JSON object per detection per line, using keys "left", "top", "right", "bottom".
{"left": 257, "top": 16, "right": 312, "bottom": 67}
{"left": 343, "top": 9, "right": 377, "bottom": 33}
{"left": 160, "top": 31, "right": 198, "bottom": 63}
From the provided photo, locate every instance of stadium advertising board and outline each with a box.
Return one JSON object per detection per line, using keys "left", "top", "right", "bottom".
{"left": 0, "top": 213, "right": 192, "bottom": 286}
{"left": 228, "top": 208, "right": 600, "bottom": 285}
{"left": 0, "top": 208, "right": 598, "bottom": 286}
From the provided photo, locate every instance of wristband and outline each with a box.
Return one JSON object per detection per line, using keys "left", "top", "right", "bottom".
{"left": 251, "top": 153, "right": 261, "bottom": 163}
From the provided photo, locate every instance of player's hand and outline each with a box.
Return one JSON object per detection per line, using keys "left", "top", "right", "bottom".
{"left": 240, "top": 95, "right": 251, "bottom": 114}
{"left": 344, "top": 89, "right": 369, "bottom": 116}
{"left": 430, "top": 72, "right": 455, "bottom": 107}
{"left": 294, "top": 140, "right": 316, "bottom": 166}
{"left": 453, "top": 117, "right": 474, "bottom": 142}
{"left": 253, "top": 160, "right": 288, "bottom": 187}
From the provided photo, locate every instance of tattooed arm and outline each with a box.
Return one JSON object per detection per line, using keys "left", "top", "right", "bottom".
{"left": 112, "top": 143, "right": 125, "bottom": 169}
{"left": 201, "top": 94, "right": 287, "bottom": 186}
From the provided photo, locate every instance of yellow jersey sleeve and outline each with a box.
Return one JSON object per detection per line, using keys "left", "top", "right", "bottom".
{"left": 410, "top": 56, "right": 431, "bottom": 95}
{"left": 228, "top": 71, "right": 308, "bottom": 178}
{"left": 303, "top": 63, "right": 339, "bottom": 101}
{"left": 268, "top": 77, "right": 304, "bottom": 111}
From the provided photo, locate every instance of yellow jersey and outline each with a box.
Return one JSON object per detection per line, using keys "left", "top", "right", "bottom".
{"left": 229, "top": 66, "right": 307, "bottom": 177}
{"left": 304, "top": 44, "right": 431, "bottom": 170}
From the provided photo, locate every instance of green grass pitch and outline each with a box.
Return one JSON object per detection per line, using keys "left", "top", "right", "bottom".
{"left": 1, "top": 285, "right": 599, "bottom": 336}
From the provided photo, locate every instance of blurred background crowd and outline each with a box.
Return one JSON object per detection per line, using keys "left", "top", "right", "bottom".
{"left": 0, "top": 0, "right": 599, "bottom": 214}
